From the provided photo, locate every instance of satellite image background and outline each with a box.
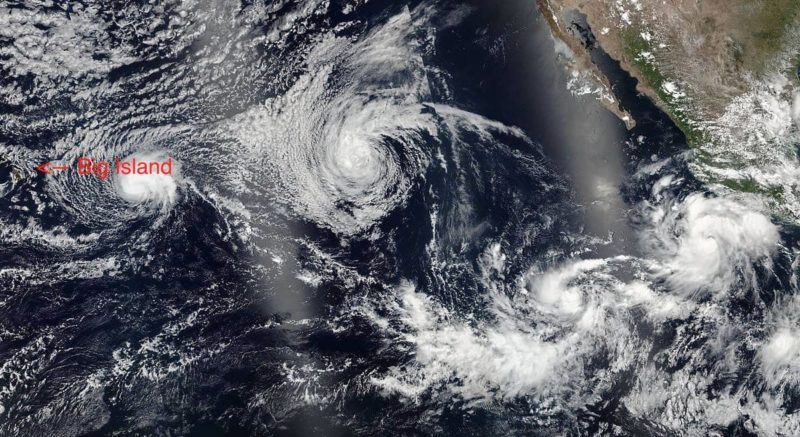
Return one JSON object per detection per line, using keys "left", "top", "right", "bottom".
{"left": 1, "top": 0, "right": 799, "bottom": 435}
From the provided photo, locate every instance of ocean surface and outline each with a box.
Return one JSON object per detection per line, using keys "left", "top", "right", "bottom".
{"left": 0, "top": 0, "right": 798, "bottom": 435}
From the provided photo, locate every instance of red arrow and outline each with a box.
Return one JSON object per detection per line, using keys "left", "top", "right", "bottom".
{"left": 36, "top": 162, "right": 69, "bottom": 174}
{"left": 36, "top": 162, "right": 51, "bottom": 174}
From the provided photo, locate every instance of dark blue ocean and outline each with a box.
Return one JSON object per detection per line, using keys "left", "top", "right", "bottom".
{"left": 1, "top": 0, "right": 797, "bottom": 436}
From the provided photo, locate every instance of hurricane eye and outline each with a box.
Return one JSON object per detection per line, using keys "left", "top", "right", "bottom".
{"left": 113, "top": 152, "right": 179, "bottom": 212}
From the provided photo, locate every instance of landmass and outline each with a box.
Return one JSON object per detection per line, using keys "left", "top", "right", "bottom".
{"left": 538, "top": 0, "right": 800, "bottom": 220}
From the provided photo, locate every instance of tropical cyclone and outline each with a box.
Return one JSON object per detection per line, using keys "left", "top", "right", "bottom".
{"left": 538, "top": 0, "right": 800, "bottom": 220}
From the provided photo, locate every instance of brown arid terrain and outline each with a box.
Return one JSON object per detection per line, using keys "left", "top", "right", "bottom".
{"left": 537, "top": 0, "right": 800, "bottom": 219}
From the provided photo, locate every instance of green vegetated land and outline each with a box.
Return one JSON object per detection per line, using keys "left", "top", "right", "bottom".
{"left": 620, "top": 26, "right": 703, "bottom": 147}
{"left": 619, "top": 6, "right": 800, "bottom": 201}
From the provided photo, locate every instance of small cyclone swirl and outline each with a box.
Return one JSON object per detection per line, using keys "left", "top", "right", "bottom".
{"left": 45, "top": 125, "right": 190, "bottom": 229}
{"left": 113, "top": 151, "right": 180, "bottom": 209}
